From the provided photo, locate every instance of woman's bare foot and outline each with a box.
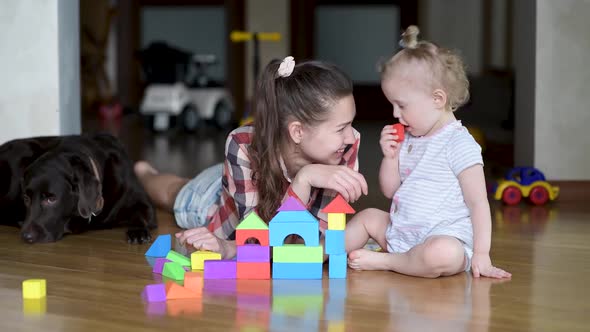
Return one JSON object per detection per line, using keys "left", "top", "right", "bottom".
{"left": 134, "top": 161, "right": 159, "bottom": 179}
{"left": 348, "top": 248, "right": 394, "bottom": 271}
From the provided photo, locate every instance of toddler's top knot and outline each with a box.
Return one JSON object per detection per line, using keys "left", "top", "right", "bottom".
{"left": 400, "top": 25, "right": 420, "bottom": 49}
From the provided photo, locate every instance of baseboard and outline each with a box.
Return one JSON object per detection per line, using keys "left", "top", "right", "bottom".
{"left": 550, "top": 181, "right": 590, "bottom": 203}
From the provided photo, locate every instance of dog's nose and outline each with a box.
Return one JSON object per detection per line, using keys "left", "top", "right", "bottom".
{"left": 21, "top": 231, "right": 37, "bottom": 243}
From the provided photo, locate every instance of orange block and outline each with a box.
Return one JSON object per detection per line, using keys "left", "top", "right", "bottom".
{"left": 237, "top": 262, "right": 270, "bottom": 279}
{"left": 167, "top": 299, "right": 203, "bottom": 317}
{"left": 165, "top": 281, "right": 200, "bottom": 299}
{"left": 184, "top": 272, "right": 204, "bottom": 294}
{"left": 236, "top": 229, "right": 269, "bottom": 246}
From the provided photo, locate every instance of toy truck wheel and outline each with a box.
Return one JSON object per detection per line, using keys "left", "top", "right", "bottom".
{"left": 502, "top": 186, "right": 522, "bottom": 205}
{"left": 529, "top": 186, "right": 549, "bottom": 205}
{"left": 181, "top": 105, "right": 200, "bottom": 132}
{"left": 213, "top": 100, "right": 233, "bottom": 129}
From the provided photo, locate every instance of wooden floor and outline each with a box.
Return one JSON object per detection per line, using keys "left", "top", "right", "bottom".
{"left": 1, "top": 115, "right": 588, "bottom": 332}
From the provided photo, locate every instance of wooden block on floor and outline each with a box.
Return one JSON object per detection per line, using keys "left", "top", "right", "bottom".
{"left": 328, "top": 253, "right": 347, "bottom": 279}
{"left": 204, "top": 260, "right": 237, "bottom": 279}
{"left": 272, "top": 262, "right": 323, "bottom": 279}
{"left": 22, "top": 279, "right": 46, "bottom": 299}
{"left": 325, "top": 230, "right": 345, "bottom": 255}
{"left": 272, "top": 244, "right": 323, "bottom": 263}
{"left": 237, "top": 261, "right": 271, "bottom": 279}
{"left": 191, "top": 250, "right": 222, "bottom": 270}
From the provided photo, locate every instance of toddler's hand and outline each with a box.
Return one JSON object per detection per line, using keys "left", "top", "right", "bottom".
{"left": 471, "top": 252, "right": 511, "bottom": 279}
{"left": 380, "top": 125, "right": 403, "bottom": 159}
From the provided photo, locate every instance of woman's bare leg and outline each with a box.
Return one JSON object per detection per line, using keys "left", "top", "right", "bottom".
{"left": 134, "top": 161, "right": 189, "bottom": 212}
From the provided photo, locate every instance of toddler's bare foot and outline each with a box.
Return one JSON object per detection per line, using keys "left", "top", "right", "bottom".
{"left": 134, "top": 161, "right": 159, "bottom": 179}
{"left": 348, "top": 248, "right": 394, "bottom": 271}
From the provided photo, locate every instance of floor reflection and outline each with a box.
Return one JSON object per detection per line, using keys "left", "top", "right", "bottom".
{"left": 493, "top": 203, "right": 558, "bottom": 234}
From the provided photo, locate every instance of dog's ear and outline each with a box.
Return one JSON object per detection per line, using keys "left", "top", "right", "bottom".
{"left": 69, "top": 155, "right": 103, "bottom": 219}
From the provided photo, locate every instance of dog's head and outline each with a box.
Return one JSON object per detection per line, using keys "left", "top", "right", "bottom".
{"left": 20, "top": 153, "right": 104, "bottom": 243}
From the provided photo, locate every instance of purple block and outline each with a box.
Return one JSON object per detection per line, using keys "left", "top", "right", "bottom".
{"left": 204, "top": 260, "right": 237, "bottom": 279}
{"left": 141, "top": 284, "right": 167, "bottom": 302}
{"left": 237, "top": 245, "right": 270, "bottom": 262}
{"left": 144, "top": 301, "right": 167, "bottom": 316}
{"left": 152, "top": 258, "right": 172, "bottom": 274}
{"left": 277, "top": 196, "right": 307, "bottom": 211}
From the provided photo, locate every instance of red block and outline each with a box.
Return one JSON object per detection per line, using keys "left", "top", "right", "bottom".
{"left": 237, "top": 262, "right": 270, "bottom": 279}
{"left": 236, "top": 229, "right": 269, "bottom": 246}
{"left": 393, "top": 123, "right": 405, "bottom": 142}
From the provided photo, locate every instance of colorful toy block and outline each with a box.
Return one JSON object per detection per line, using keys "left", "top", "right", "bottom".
{"left": 392, "top": 123, "right": 405, "bottom": 142}
{"left": 166, "top": 250, "right": 191, "bottom": 267}
{"left": 145, "top": 234, "right": 171, "bottom": 257}
{"left": 165, "top": 281, "right": 200, "bottom": 299}
{"left": 184, "top": 272, "right": 204, "bottom": 293}
{"left": 328, "top": 253, "right": 347, "bottom": 279}
{"left": 152, "top": 258, "right": 172, "bottom": 274}
{"left": 236, "top": 279, "right": 272, "bottom": 296}
{"left": 191, "top": 250, "right": 222, "bottom": 270}
{"left": 144, "top": 301, "right": 167, "bottom": 316}
{"left": 321, "top": 194, "right": 355, "bottom": 214}
{"left": 203, "top": 279, "right": 237, "bottom": 295}
{"left": 22, "top": 279, "right": 46, "bottom": 299}
{"left": 167, "top": 298, "right": 203, "bottom": 316}
{"left": 141, "top": 283, "right": 167, "bottom": 302}
{"left": 162, "top": 261, "right": 185, "bottom": 281}
{"left": 277, "top": 196, "right": 307, "bottom": 211}
{"left": 204, "top": 260, "right": 237, "bottom": 279}
{"left": 237, "top": 262, "right": 271, "bottom": 279}
{"left": 325, "top": 230, "right": 345, "bottom": 255}
{"left": 272, "top": 244, "right": 323, "bottom": 263}
{"left": 272, "top": 262, "right": 322, "bottom": 279}
{"left": 23, "top": 298, "right": 47, "bottom": 316}
{"left": 269, "top": 222, "right": 319, "bottom": 247}
{"left": 236, "top": 229, "right": 269, "bottom": 246}
{"left": 236, "top": 211, "right": 269, "bottom": 229}
{"left": 237, "top": 244, "right": 270, "bottom": 262}
{"left": 327, "top": 213, "right": 346, "bottom": 230}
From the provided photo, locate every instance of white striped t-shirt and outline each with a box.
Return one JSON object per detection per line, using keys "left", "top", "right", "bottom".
{"left": 386, "top": 120, "right": 483, "bottom": 253}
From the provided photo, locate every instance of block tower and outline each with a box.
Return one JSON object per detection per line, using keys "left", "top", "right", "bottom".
{"left": 321, "top": 194, "right": 355, "bottom": 278}
{"left": 235, "top": 211, "right": 270, "bottom": 279}
{"left": 269, "top": 197, "right": 323, "bottom": 279}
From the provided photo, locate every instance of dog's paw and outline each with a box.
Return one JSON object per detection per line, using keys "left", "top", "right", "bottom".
{"left": 126, "top": 228, "right": 152, "bottom": 244}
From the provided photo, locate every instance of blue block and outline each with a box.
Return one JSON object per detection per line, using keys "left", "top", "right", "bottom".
{"left": 272, "top": 262, "right": 323, "bottom": 279}
{"left": 269, "top": 223, "right": 319, "bottom": 247}
{"left": 325, "top": 230, "right": 345, "bottom": 254}
{"left": 145, "top": 234, "right": 171, "bottom": 257}
{"left": 328, "top": 253, "right": 347, "bottom": 279}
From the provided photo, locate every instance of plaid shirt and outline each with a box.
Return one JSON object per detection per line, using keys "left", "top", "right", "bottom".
{"left": 206, "top": 124, "right": 361, "bottom": 240}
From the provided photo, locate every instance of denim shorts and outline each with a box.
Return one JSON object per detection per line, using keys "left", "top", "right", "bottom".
{"left": 173, "top": 163, "right": 223, "bottom": 229}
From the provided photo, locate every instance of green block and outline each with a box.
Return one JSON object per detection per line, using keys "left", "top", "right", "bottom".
{"left": 162, "top": 262, "right": 185, "bottom": 281}
{"left": 166, "top": 250, "right": 191, "bottom": 267}
{"left": 273, "top": 244, "right": 323, "bottom": 263}
{"left": 237, "top": 211, "right": 269, "bottom": 230}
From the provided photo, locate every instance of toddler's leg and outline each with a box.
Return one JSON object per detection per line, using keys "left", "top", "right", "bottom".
{"left": 349, "top": 235, "right": 466, "bottom": 278}
{"left": 345, "top": 208, "right": 390, "bottom": 252}
{"left": 134, "top": 161, "right": 189, "bottom": 211}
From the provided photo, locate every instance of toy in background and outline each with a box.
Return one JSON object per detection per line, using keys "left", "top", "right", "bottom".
{"left": 492, "top": 167, "right": 559, "bottom": 206}
{"left": 138, "top": 42, "right": 235, "bottom": 133}
{"left": 230, "top": 31, "right": 282, "bottom": 126}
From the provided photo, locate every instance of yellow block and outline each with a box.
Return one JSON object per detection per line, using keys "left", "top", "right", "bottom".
{"left": 23, "top": 298, "right": 47, "bottom": 316}
{"left": 22, "top": 279, "right": 46, "bottom": 299}
{"left": 328, "top": 213, "right": 346, "bottom": 230}
{"left": 191, "top": 250, "right": 221, "bottom": 270}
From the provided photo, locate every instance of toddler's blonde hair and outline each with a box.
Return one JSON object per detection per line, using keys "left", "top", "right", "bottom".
{"left": 381, "top": 25, "right": 470, "bottom": 111}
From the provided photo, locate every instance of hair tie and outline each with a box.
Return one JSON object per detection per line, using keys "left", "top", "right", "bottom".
{"left": 277, "top": 56, "right": 295, "bottom": 77}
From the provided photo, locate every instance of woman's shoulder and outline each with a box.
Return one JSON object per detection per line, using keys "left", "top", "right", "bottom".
{"left": 226, "top": 124, "right": 255, "bottom": 145}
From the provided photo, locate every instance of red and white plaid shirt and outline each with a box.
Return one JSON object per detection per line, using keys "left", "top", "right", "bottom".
{"left": 206, "top": 124, "right": 361, "bottom": 240}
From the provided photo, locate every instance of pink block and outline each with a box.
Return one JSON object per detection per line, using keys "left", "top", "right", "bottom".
{"left": 237, "top": 245, "right": 270, "bottom": 262}
{"left": 152, "top": 258, "right": 172, "bottom": 274}
{"left": 204, "top": 260, "right": 237, "bottom": 279}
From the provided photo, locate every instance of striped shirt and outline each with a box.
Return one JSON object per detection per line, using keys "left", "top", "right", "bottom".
{"left": 206, "top": 124, "right": 361, "bottom": 240}
{"left": 386, "top": 120, "right": 483, "bottom": 253}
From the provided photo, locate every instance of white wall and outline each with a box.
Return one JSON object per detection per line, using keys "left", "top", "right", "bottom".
{"left": 245, "top": 0, "right": 289, "bottom": 98}
{"left": 0, "top": 0, "right": 80, "bottom": 144}
{"left": 534, "top": 0, "right": 590, "bottom": 179}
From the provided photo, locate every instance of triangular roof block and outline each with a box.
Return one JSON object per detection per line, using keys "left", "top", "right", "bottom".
{"left": 269, "top": 210, "right": 318, "bottom": 224}
{"left": 277, "top": 196, "right": 307, "bottom": 211}
{"left": 145, "top": 234, "right": 172, "bottom": 257}
{"left": 236, "top": 211, "right": 269, "bottom": 230}
{"left": 321, "top": 194, "right": 355, "bottom": 214}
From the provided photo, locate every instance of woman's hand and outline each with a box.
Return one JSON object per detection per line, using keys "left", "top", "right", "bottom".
{"left": 380, "top": 125, "right": 403, "bottom": 159}
{"left": 175, "top": 227, "right": 236, "bottom": 259}
{"left": 298, "top": 164, "right": 368, "bottom": 203}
